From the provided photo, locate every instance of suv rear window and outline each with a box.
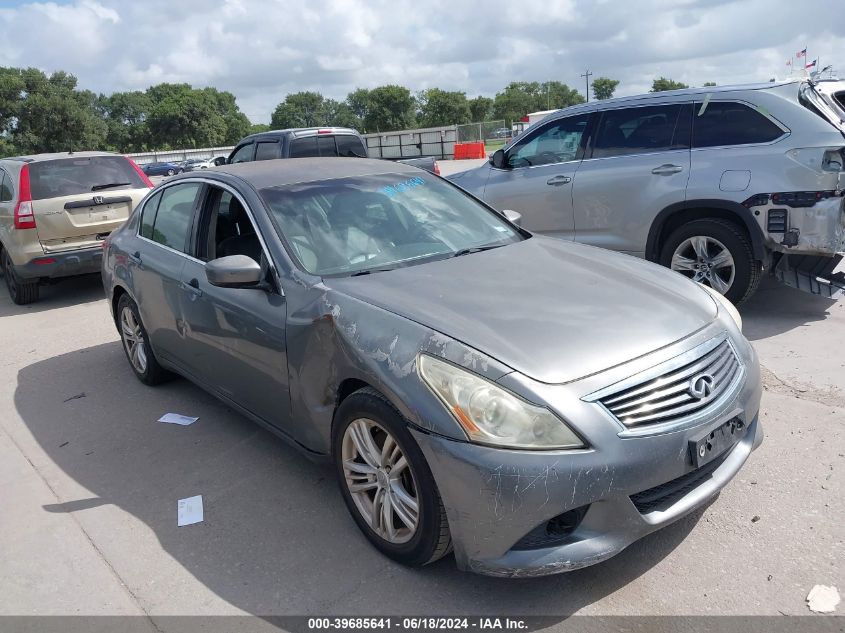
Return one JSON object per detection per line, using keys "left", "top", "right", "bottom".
{"left": 289, "top": 137, "right": 318, "bottom": 158}
{"left": 28, "top": 156, "right": 147, "bottom": 200}
{"left": 693, "top": 101, "right": 785, "bottom": 148}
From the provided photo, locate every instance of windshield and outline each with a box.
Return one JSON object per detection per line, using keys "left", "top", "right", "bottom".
{"left": 260, "top": 172, "right": 523, "bottom": 276}
{"left": 29, "top": 156, "right": 147, "bottom": 200}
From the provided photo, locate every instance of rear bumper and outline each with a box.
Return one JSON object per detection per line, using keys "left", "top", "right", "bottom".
{"left": 14, "top": 246, "right": 103, "bottom": 280}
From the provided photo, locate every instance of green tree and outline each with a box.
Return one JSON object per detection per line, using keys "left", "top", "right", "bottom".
{"left": 651, "top": 77, "right": 689, "bottom": 92}
{"left": 702, "top": 81, "right": 717, "bottom": 87}
{"left": 204, "top": 88, "right": 251, "bottom": 144}
{"left": 12, "top": 69, "right": 107, "bottom": 154}
{"left": 249, "top": 123, "right": 272, "bottom": 134}
{"left": 363, "top": 85, "right": 416, "bottom": 133}
{"left": 468, "top": 96, "right": 493, "bottom": 122}
{"left": 591, "top": 77, "right": 620, "bottom": 100}
{"left": 98, "top": 90, "right": 151, "bottom": 152}
{"left": 492, "top": 81, "right": 584, "bottom": 125}
{"left": 346, "top": 88, "right": 371, "bottom": 127}
{"left": 417, "top": 88, "right": 471, "bottom": 127}
{"left": 270, "top": 91, "right": 326, "bottom": 129}
{"left": 323, "top": 98, "right": 361, "bottom": 129}
{"left": 146, "top": 84, "right": 227, "bottom": 149}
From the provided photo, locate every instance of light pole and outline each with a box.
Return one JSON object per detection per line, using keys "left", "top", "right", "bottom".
{"left": 580, "top": 69, "right": 593, "bottom": 102}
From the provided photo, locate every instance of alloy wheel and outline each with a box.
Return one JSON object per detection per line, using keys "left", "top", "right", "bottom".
{"left": 671, "top": 235, "right": 736, "bottom": 295}
{"left": 120, "top": 306, "right": 148, "bottom": 374}
{"left": 341, "top": 418, "right": 420, "bottom": 544}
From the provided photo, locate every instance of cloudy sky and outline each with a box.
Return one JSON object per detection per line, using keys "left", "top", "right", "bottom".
{"left": 0, "top": 0, "right": 843, "bottom": 122}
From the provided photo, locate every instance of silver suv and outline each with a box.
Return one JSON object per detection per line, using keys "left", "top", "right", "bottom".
{"left": 450, "top": 79, "right": 845, "bottom": 304}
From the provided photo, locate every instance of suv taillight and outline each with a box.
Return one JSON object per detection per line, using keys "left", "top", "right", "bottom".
{"left": 13, "top": 164, "right": 35, "bottom": 230}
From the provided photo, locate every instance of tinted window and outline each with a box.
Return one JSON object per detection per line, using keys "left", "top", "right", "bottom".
{"left": 693, "top": 101, "right": 785, "bottom": 148}
{"left": 336, "top": 135, "right": 368, "bottom": 157}
{"left": 28, "top": 156, "right": 147, "bottom": 200}
{"left": 0, "top": 170, "right": 13, "bottom": 202}
{"left": 592, "top": 104, "right": 686, "bottom": 158}
{"left": 260, "top": 173, "right": 522, "bottom": 276}
{"left": 317, "top": 135, "right": 338, "bottom": 157}
{"left": 146, "top": 183, "right": 200, "bottom": 252}
{"left": 229, "top": 143, "right": 254, "bottom": 163}
{"left": 255, "top": 141, "right": 279, "bottom": 161}
{"left": 289, "top": 137, "right": 318, "bottom": 158}
{"left": 507, "top": 114, "right": 590, "bottom": 167}
{"left": 140, "top": 191, "right": 163, "bottom": 240}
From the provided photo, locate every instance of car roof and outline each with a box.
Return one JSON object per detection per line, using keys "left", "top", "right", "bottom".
{"left": 238, "top": 127, "right": 360, "bottom": 143}
{"left": 184, "top": 157, "right": 419, "bottom": 189}
{"left": 547, "top": 80, "right": 803, "bottom": 117}
{"left": 1, "top": 151, "right": 122, "bottom": 163}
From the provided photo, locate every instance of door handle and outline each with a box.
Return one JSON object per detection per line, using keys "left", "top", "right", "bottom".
{"left": 128, "top": 251, "right": 142, "bottom": 264}
{"left": 546, "top": 175, "right": 572, "bottom": 186}
{"left": 181, "top": 278, "right": 203, "bottom": 298}
{"left": 651, "top": 164, "right": 683, "bottom": 175}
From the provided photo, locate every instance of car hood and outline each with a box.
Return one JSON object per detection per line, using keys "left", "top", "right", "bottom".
{"left": 328, "top": 237, "right": 717, "bottom": 384}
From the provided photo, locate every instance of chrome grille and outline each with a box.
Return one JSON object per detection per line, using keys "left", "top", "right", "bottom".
{"left": 597, "top": 338, "right": 742, "bottom": 428}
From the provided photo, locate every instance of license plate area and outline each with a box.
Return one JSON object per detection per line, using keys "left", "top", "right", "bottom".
{"left": 689, "top": 417, "right": 746, "bottom": 468}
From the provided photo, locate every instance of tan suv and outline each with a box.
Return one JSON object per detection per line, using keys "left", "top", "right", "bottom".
{"left": 0, "top": 152, "right": 152, "bottom": 304}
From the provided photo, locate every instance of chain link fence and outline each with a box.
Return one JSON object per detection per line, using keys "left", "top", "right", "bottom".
{"left": 455, "top": 120, "right": 509, "bottom": 143}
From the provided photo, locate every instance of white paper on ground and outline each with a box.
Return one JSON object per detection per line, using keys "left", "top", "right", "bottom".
{"left": 807, "top": 585, "right": 840, "bottom": 613}
{"left": 177, "top": 495, "right": 204, "bottom": 527}
{"left": 158, "top": 413, "right": 198, "bottom": 426}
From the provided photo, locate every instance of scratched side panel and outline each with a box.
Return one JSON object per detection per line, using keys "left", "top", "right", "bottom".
{"left": 283, "top": 283, "right": 515, "bottom": 454}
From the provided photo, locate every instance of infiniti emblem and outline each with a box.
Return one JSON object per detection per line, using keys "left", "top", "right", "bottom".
{"left": 688, "top": 373, "right": 715, "bottom": 400}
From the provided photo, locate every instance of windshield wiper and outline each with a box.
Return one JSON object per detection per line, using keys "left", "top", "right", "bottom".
{"left": 451, "top": 244, "right": 505, "bottom": 258}
{"left": 92, "top": 182, "right": 132, "bottom": 191}
{"left": 350, "top": 268, "right": 395, "bottom": 276}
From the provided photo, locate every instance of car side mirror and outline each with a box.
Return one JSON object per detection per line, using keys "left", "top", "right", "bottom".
{"left": 490, "top": 149, "right": 507, "bottom": 169}
{"left": 206, "top": 255, "right": 263, "bottom": 288}
{"left": 502, "top": 209, "right": 522, "bottom": 226}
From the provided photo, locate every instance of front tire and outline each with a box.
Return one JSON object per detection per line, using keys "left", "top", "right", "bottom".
{"left": 3, "top": 250, "right": 39, "bottom": 305}
{"left": 660, "top": 218, "right": 761, "bottom": 305}
{"left": 117, "top": 294, "right": 170, "bottom": 385}
{"left": 166, "top": 169, "right": 175, "bottom": 176}
{"left": 333, "top": 387, "right": 452, "bottom": 567}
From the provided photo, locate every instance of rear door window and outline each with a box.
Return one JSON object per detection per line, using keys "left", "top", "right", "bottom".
{"left": 144, "top": 183, "right": 201, "bottom": 253}
{"left": 289, "top": 137, "right": 318, "bottom": 158}
{"left": 317, "top": 135, "right": 339, "bottom": 157}
{"left": 336, "top": 135, "right": 368, "bottom": 157}
{"left": 140, "top": 191, "right": 163, "bottom": 240}
{"left": 255, "top": 141, "right": 280, "bottom": 161}
{"left": 28, "top": 156, "right": 147, "bottom": 200}
{"left": 0, "top": 169, "right": 13, "bottom": 202}
{"left": 592, "top": 104, "right": 687, "bottom": 158}
{"left": 229, "top": 143, "right": 255, "bottom": 163}
{"left": 693, "top": 101, "right": 785, "bottom": 147}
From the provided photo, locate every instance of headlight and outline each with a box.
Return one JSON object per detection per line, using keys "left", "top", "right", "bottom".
{"left": 700, "top": 284, "right": 743, "bottom": 331}
{"left": 418, "top": 354, "right": 584, "bottom": 450}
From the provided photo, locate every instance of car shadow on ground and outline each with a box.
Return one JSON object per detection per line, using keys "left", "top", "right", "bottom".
{"left": 738, "top": 277, "right": 836, "bottom": 342}
{"left": 15, "top": 341, "right": 706, "bottom": 618}
{"left": 0, "top": 273, "right": 105, "bottom": 317}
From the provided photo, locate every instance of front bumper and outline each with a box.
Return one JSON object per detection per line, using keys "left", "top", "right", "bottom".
{"left": 15, "top": 246, "right": 104, "bottom": 281}
{"left": 413, "top": 328, "right": 763, "bottom": 577}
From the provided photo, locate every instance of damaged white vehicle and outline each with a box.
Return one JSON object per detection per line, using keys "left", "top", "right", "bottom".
{"left": 449, "top": 75, "right": 845, "bottom": 304}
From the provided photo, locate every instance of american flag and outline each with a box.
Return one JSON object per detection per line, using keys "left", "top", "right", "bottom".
{"left": 806, "top": 58, "right": 817, "bottom": 69}
{"left": 797, "top": 48, "right": 807, "bottom": 58}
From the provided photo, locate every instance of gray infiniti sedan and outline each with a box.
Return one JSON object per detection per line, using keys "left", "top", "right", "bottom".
{"left": 102, "top": 158, "right": 763, "bottom": 577}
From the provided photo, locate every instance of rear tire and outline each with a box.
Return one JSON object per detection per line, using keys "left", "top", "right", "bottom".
{"left": 117, "top": 294, "right": 170, "bottom": 385}
{"left": 166, "top": 168, "right": 175, "bottom": 176}
{"left": 3, "top": 250, "right": 39, "bottom": 305}
{"left": 659, "top": 218, "right": 761, "bottom": 305}
{"left": 333, "top": 387, "right": 452, "bottom": 567}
